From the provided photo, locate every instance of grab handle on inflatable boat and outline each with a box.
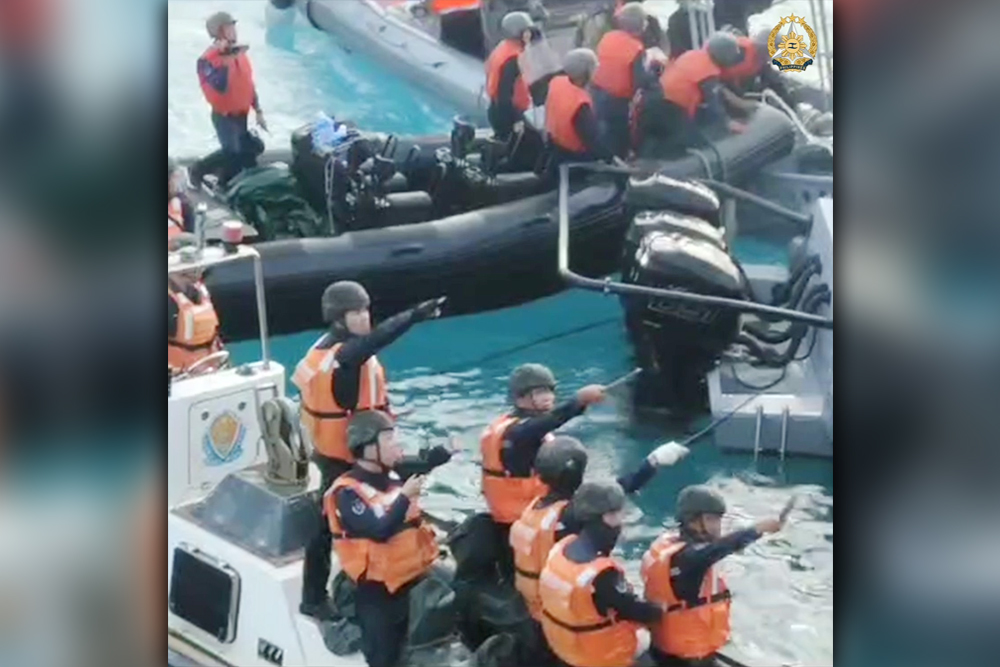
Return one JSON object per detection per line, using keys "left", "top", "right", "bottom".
{"left": 390, "top": 243, "right": 425, "bottom": 257}
{"left": 557, "top": 163, "right": 833, "bottom": 331}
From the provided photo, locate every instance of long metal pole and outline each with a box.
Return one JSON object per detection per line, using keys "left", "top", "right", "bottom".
{"left": 251, "top": 250, "right": 271, "bottom": 369}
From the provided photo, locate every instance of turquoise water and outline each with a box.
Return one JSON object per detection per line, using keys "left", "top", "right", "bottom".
{"left": 170, "top": 2, "right": 831, "bottom": 664}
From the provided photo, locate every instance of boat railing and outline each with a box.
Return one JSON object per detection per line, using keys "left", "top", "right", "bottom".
{"left": 682, "top": 0, "right": 717, "bottom": 50}
{"left": 555, "top": 161, "right": 833, "bottom": 330}
{"left": 169, "top": 208, "right": 271, "bottom": 369}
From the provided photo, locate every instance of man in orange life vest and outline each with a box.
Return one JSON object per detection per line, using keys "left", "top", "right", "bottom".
{"left": 544, "top": 49, "right": 623, "bottom": 173}
{"left": 591, "top": 3, "right": 663, "bottom": 158}
{"left": 294, "top": 281, "right": 448, "bottom": 620}
{"left": 509, "top": 437, "right": 689, "bottom": 663}
{"left": 485, "top": 12, "right": 537, "bottom": 141}
{"left": 167, "top": 235, "right": 225, "bottom": 376}
{"left": 539, "top": 481, "right": 664, "bottom": 667}
{"left": 168, "top": 157, "right": 194, "bottom": 240}
{"left": 477, "top": 363, "right": 606, "bottom": 581}
{"left": 192, "top": 12, "right": 267, "bottom": 189}
{"left": 666, "top": 0, "right": 774, "bottom": 59}
{"left": 641, "top": 485, "right": 786, "bottom": 666}
{"left": 720, "top": 28, "right": 794, "bottom": 108}
{"left": 636, "top": 31, "right": 749, "bottom": 156}
{"left": 325, "top": 410, "right": 452, "bottom": 667}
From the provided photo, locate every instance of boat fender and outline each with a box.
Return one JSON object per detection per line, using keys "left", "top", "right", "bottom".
{"left": 260, "top": 397, "right": 308, "bottom": 486}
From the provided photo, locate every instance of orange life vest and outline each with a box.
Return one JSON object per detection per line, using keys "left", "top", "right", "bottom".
{"left": 640, "top": 532, "right": 731, "bottom": 659}
{"left": 592, "top": 30, "right": 645, "bottom": 99}
{"left": 168, "top": 197, "right": 184, "bottom": 240}
{"left": 721, "top": 36, "right": 760, "bottom": 85}
{"left": 510, "top": 496, "right": 569, "bottom": 620}
{"left": 168, "top": 282, "right": 221, "bottom": 372}
{"left": 430, "top": 0, "right": 480, "bottom": 14}
{"left": 545, "top": 75, "right": 594, "bottom": 155}
{"left": 325, "top": 474, "right": 439, "bottom": 593}
{"left": 485, "top": 39, "right": 532, "bottom": 113}
{"left": 198, "top": 46, "right": 257, "bottom": 116}
{"left": 479, "top": 414, "right": 550, "bottom": 524}
{"left": 539, "top": 536, "right": 641, "bottom": 667}
{"left": 292, "top": 338, "right": 388, "bottom": 463}
{"left": 659, "top": 48, "right": 723, "bottom": 118}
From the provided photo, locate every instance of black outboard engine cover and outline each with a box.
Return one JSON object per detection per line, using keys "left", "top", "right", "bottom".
{"left": 625, "top": 173, "right": 721, "bottom": 227}
{"left": 622, "top": 228, "right": 746, "bottom": 413}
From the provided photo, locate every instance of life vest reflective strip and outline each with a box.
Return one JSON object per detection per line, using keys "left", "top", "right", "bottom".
{"left": 545, "top": 75, "right": 594, "bottom": 154}
{"left": 198, "top": 46, "right": 256, "bottom": 116}
{"left": 291, "top": 339, "right": 388, "bottom": 462}
{"left": 325, "top": 475, "right": 439, "bottom": 593}
{"left": 721, "top": 36, "right": 760, "bottom": 85}
{"left": 429, "top": 0, "right": 480, "bottom": 14}
{"left": 592, "top": 30, "right": 645, "bottom": 99}
{"left": 659, "top": 48, "right": 722, "bottom": 118}
{"left": 168, "top": 282, "right": 221, "bottom": 371}
{"left": 510, "top": 496, "right": 569, "bottom": 620}
{"left": 640, "top": 532, "right": 731, "bottom": 659}
{"left": 539, "top": 536, "right": 640, "bottom": 667}
{"left": 485, "top": 39, "right": 531, "bottom": 113}
{"left": 479, "top": 414, "right": 550, "bottom": 524}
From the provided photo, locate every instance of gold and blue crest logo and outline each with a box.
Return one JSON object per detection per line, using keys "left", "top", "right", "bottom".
{"left": 203, "top": 410, "right": 246, "bottom": 466}
{"left": 767, "top": 13, "right": 818, "bottom": 73}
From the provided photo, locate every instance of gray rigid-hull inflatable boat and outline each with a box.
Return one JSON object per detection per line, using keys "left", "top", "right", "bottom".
{"left": 187, "top": 105, "right": 794, "bottom": 343}
{"left": 289, "top": 0, "right": 612, "bottom": 125}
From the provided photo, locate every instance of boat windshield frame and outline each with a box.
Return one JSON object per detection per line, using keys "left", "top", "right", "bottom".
{"left": 168, "top": 244, "right": 270, "bottom": 368}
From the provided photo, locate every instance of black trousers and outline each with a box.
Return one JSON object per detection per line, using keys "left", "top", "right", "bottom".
{"left": 301, "top": 453, "right": 352, "bottom": 606}
{"left": 355, "top": 579, "right": 413, "bottom": 667}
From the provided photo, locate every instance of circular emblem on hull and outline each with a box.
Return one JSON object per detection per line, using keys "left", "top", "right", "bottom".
{"left": 203, "top": 410, "right": 246, "bottom": 466}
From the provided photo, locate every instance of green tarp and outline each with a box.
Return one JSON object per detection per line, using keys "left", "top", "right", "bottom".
{"left": 224, "top": 164, "right": 329, "bottom": 241}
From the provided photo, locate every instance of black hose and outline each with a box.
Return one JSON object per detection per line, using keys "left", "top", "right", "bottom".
{"left": 781, "top": 256, "right": 823, "bottom": 309}
{"left": 745, "top": 280, "right": 829, "bottom": 345}
{"left": 772, "top": 253, "right": 820, "bottom": 305}
{"left": 757, "top": 287, "right": 831, "bottom": 367}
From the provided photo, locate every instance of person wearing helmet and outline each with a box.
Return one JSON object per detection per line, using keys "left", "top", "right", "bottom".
{"left": 168, "top": 157, "right": 194, "bottom": 240}
{"left": 719, "top": 28, "right": 794, "bottom": 108}
{"left": 325, "top": 409, "right": 453, "bottom": 667}
{"left": 476, "top": 363, "right": 605, "bottom": 579}
{"left": 591, "top": 3, "right": 662, "bottom": 158}
{"left": 509, "top": 436, "right": 689, "bottom": 662}
{"left": 484, "top": 12, "right": 538, "bottom": 141}
{"left": 636, "top": 30, "right": 751, "bottom": 157}
{"left": 538, "top": 481, "right": 663, "bottom": 667}
{"left": 293, "top": 282, "right": 447, "bottom": 620}
{"left": 168, "top": 234, "right": 224, "bottom": 376}
{"left": 666, "top": 0, "right": 774, "bottom": 59}
{"left": 192, "top": 11, "right": 267, "bottom": 189}
{"left": 641, "top": 485, "right": 787, "bottom": 665}
{"left": 543, "top": 49, "right": 624, "bottom": 174}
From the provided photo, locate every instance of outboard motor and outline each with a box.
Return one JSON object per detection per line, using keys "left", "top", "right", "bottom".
{"left": 621, "top": 176, "right": 747, "bottom": 413}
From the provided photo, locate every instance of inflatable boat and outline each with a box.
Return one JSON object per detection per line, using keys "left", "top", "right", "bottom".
{"left": 184, "top": 106, "right": 794, "bottom": 343}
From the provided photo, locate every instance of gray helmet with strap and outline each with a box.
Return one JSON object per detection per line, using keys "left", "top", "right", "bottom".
{"left": 206, "top": 11, "right": 236, "bottom": 39}
{"left": 563, "top": 48, "right": 599, "bottom": 83}
{"left": 501, "top": 11, "right": 535, "bottom": 39}
{"left": 508, "top": 363, "right": 557, "bottom": 402}
{"left": 571, "top": 481, "right": 626, "bottom": 524}
{"left": 346, "top": 410, "right": 395, "bottom": 456}
{"left": 706, "top": 31, "right": 744, "bottom": 68}
{"left": 676, "top": 484, "right": 727, "bottom": 523}
{"left": 321, "top": 281, "right": 370, "bottom": 324}
{"left": 535, "top": 436, "right": 588, "bottom": 486}
{"left": 616, "top": 2, "right": 647, "bottom": 37}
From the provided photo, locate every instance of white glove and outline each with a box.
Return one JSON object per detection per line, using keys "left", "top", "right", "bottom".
{"left": 634, "top": 627, "right": 651, "bottom": 658}
{"left": 647, "top": 441, "right": 689, "bottom": 467}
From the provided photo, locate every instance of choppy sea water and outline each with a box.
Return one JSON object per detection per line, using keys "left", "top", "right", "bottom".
{"left": 169, "top": 2, "right": 832, "bottom": 664}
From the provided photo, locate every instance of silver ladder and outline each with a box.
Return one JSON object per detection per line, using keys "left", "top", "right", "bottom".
{"left": 753, "top": 404, "right": 791, "bottom": 463}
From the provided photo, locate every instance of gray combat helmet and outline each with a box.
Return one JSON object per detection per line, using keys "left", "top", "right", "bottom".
{"left": 705, "top": 31, "right": 744, "bottom": 68}
{"left": 206, "top": 11, "right": 236, "bottom": 39}
{"left": 676, "top": 484, "right": 727, "bottom": 523}
{"left": 321, "top": 281, "right": 371, "bottom": 324}
{"left": 563, "top": 48, "right": 599, "bottom": 84}
{"left": 751, "top": 28, "right": 773, "bottom": 64}
{"left": 571, "top": 481, "right": 626, "bottom": 524}
{"left": 347, "top": 410, "right": 395, "bottom": 456}
{"left": 508, "top": 363, "right": 557, "bottom": 401}
{"left": 616, "top": 2, "right": 647, "bottom": 36}
{"left": 535, "top": 436, "right": 588, "bottom": 486}
{"left": 501, "top": 11, "right": 535, "bottom": 40}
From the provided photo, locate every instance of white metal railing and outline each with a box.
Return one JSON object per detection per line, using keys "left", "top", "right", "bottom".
{"left": 681, "top": 0, "right": 716, "bottom": 50}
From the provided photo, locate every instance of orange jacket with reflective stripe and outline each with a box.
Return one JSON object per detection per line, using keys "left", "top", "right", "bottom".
{"left": 721, "top": 36, "right": 760, "bottom": 85}
{"left": 292, "top": 339, "right": 388, "bottom": 462}
{"left": 486, "top": 39, "right": 532, "bottom": 113}
{"left": 592, "top": 30, "right": 645, "bottom": 99}
{"left": 430, "top": 0, "right": 480, "bottom": 14}
{"left": 539, "top": 536, "right": 641, "bottom": 667}
{"left": 510, "top": 496, "right": 569, "bottom": 619}
{"left": 198, "top": 46, "right": 257, "bottom": 116}
{"left": 325, "top": 475, "right": 439, "bottom": 593}
{"left": 640, "top": 532, "right": 731, "bottom": 658}
{"left": 168, "top": 282, "right": 221, "bottom": 372}
{"left": 479, "top": 414, "right": 549, "bottom": 524}
{"left": 659, "top": 48, "right": 722, "bottom": 118}
{"left": 545, "top": 75, "right": 594, "bottom": 154}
